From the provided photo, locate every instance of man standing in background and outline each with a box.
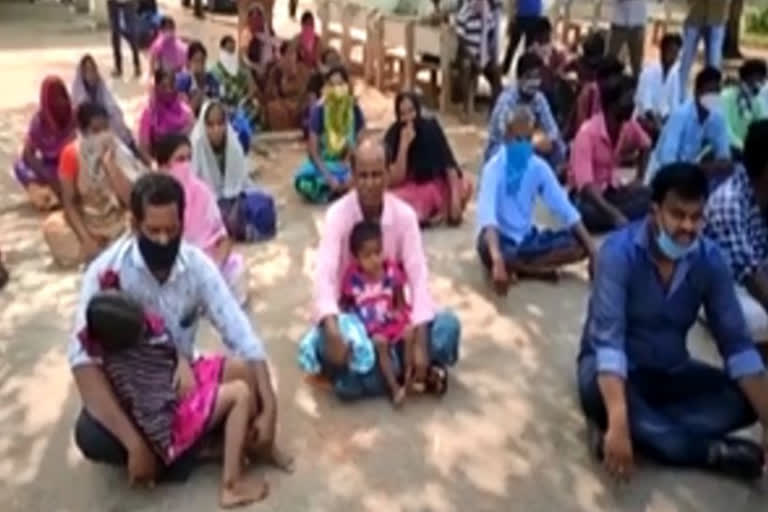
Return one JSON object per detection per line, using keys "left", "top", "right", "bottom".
{"left": 107, "top": 0, "right": 142, "bottom": 78}
{"left": 678, "top": 0, "right": 730, "bottom": 100}
{"left": 501, "top": 0, "right": 544, "bottom": 75}
{"left": 607, "top": 0, "right": 647, "bottom": 78}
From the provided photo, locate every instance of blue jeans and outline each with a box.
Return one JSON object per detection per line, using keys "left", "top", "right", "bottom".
{"left": 679, "top": 23, "right": 726, "bottom": 101}
{"left": 107, "top": 0, "right": 140, "bottom": 72}
{"left": 318, "top": 311, "right": 461, "bottom": 400}
{"left": 578, "top": 356, "right": 756, "bottom": 466}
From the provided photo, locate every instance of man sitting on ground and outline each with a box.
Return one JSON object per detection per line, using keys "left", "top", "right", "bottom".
{"left": 721, "top": 59, "right": 768, "bottom": 159}
{"left": 486, "top": 52, "right": 565, "bottom": 167}
{"left": 647, "top": 67, "right": 731, "bottom": 186}
{"left": 579, "top": 162, "right": 768, "bottom": 482}
{"left": 706, "top": 120, "right": 768, "bottom": 361}
{"left": 70, "top": 173, "right": 292, "bottom": 484}
{"left": 476, "top": 105, "right": 596, "bottom": 295}
{"left": 570, "top": 75, "right": 652, "bottom": 233}
{"left": 635, "top": 33, "right": 683, "bottom": 142}
{"left": 302, "top": 136, "right": 461, "bottom": 400}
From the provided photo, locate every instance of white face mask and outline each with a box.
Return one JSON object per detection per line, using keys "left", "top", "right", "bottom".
{"left": 699, "top": 93, "right": 722, "bottom": 113}
{"left": 219, "top": 51, "right": 238, "bottom": 75}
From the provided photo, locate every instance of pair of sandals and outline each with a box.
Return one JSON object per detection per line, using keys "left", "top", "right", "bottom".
{"left": 409, "top": 363, "right": 448, "bottom": 396}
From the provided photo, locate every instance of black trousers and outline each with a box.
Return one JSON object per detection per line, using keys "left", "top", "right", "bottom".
{"left": 573, "top": 185, "right": 651, "bottom": 234}
{"left": 74, "top": 409, "right": 198, "bottom": 482}
{"left": 502, "top": 15, "right": 545, "bottom": 74}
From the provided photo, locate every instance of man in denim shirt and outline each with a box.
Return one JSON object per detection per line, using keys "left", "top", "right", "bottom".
{"left": 579, "top": 162, "right": 768, "bottom": 481}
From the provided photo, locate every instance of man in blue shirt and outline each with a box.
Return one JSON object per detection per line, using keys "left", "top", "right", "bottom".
{"left": 647, "top": 67, "right": 731, "bottom": 185}
{"left": 579, "top": 162, "right": 768, "bottom": 481}
{"left": 486, "top": 52, "right": 566, "bottom": 167}
{"left": 477, "top": 104, "right": 596, "bottom": 294}
{"left": 70, "top": 174, "right": 292, "bottom": 484}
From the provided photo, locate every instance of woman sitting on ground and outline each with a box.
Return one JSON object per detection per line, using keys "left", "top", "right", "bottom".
{"left": 294, "top": 65, "right": 365, "bottom": 203}
{"left": 13, "top": 76, "right": 76, "bottom": 211}
{"left": 294, "top": 11, "right": 325, "bottom": 70}
{"left": 384, "top": 92, "right": 473, "bottom": 226}
{"left": 147, "top": 16, "right": 187, "bottom": 74}
{"left": 262, "top": 39, "right": 312, "bottom": 131}
{"left": 241, "top": 4, "right": 281, "bottom": 94}
{"left": 212, "top": 35, "right": 262, "bottom": 144}
{"left": 155, "top": 133, "right": 247, "bottom": 304}
{"left": 71, "top": 54, "right": 141, "bottom": 159}
{"left": 176, "top": 41, "right": 222, "bottom": 116}
{"left": 191, "top": 101, "right": 277, "bottom": 242}
{"left": 42, "top": 102, "right": 135, "bottom": 267}
{"left": 301, "top": 47, "right": 342, "bottom": 137}
{"left": 137, "top": 68, "right": 194, "bottom": 161}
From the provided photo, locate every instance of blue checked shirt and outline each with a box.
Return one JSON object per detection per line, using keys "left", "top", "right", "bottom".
{"left": 485, "top": 85, "right": 566, "bottom": 164}
{"left": 705, "top": 166, "right": 768, "bottom": 284}
{"left": 579, "top": 219, "right": 764, "bottom": 380}
{"left": 68, "top": 235, "right": 266, "bottom": 368}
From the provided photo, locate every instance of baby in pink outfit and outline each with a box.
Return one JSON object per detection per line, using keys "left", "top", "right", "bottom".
{"left": 341, "top": 221, "right": 415, "bottom": 407}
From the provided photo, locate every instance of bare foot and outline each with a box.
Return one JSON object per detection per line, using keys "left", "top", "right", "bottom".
{"left": 392, "top": 387, "right": 406, "bottom": 408}
{"left": 410, "top": 381, "right": 426, "bottom": 394}
{"left": 266, "top": 445, "right": 295, "bottom": 473}
{"left": 220, "top": 476, "right": 269, "bottom": 509}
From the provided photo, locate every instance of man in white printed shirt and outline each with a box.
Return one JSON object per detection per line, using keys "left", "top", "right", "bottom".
{"left": 635, "top": 33, "right": 683, "bottom": 141}
{"left": 70, "top": 173, "right": 292, "bottom": 484}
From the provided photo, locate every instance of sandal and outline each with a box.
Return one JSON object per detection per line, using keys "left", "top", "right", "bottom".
{"left": 425, "top": 364, "right": 448, "bottom": 397}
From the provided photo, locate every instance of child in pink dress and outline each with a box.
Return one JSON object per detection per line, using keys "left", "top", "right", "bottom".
{"left": 341, "top": 221, "right": 414, "bottom": 407}
{"left": 81, "top": 290, "right": 267, "bottom": 508}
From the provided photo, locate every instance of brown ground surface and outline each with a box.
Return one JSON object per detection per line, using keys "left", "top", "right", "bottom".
{"left": 1, "top": 1, "right": 767, "bottom": 511}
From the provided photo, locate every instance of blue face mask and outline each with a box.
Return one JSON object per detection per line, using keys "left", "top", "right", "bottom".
{"left": 504, "top": 139, "right": 533, "bottom": 194}
{"left": 655, "top": 225, "right": 698, "bottom": 260}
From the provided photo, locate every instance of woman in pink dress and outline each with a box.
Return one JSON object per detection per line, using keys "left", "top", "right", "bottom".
{"left": 154, "top": 133, "right": 247, "bottom": 305}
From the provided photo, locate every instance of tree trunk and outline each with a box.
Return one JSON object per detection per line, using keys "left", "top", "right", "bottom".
{"left": 723, "top": 0, "right": 744, "bottom": 59}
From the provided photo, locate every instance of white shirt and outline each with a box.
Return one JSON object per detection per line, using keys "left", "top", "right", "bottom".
{"left": 68, "top": 235, "right": 266, "bottom": 368}
{"left": 635, "top": 61, "right": 682, "bottom": 119}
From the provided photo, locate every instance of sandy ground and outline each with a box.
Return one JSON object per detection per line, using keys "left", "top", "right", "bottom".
{"left": 1, "top": 1, "right": 768, "bottom": 511}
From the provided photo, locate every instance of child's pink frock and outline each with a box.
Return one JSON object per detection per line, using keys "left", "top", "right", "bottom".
{"left": 80, "top": 312, "right": 224, "bottom": 464}
{"left": 341, "top": 259, "right": 411, "bottom": 343}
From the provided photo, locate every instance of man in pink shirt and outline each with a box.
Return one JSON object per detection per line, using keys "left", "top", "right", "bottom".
{"left": 569, "top": 74, "right": 652, "bottom": 233}
{"left": 309, "top": 136, "right": 460, "bottom": 399}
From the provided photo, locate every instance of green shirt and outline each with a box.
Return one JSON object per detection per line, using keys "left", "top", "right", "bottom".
{"left": 722, "top": 85, "right": 767, "bottom": 151}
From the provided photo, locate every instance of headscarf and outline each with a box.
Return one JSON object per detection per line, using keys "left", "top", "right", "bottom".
{"left": 78, "top": 131, "right": 148, "bottom": 184}
{"left": 191, "top": 101, "right": 251, "bottom": 199}
{"left": 322, "top": 67, "right": 354, "bottom": 157}
{"left": 297, "top": 13, "right": 319, "bottom": 68}
{"left": 247, "top": 4, "right": 277, "bottom": 68}
{"left": 71, "top": 55, "right": 133, "bottom": 146}
{"left": 28, "top": 76, "right": 75, "bottom": 157}
{"left": 383, "top": 92, "right": 458, "bottom": 183}
{"left": 167, "top": 160, "right": 227, "bottom": 253}
{"left": 141, "top": 73, "right": 192, "bottom": 146}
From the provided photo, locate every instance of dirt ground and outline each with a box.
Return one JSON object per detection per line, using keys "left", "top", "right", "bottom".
{"left": 1, "top": 1, "right": 768, "bottom": 511}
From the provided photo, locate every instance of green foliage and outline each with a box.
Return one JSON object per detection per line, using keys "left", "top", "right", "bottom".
{"left": 747, "top": 6, "right": 768, "bottom": 35}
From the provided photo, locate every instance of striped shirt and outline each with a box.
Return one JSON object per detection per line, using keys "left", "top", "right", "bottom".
{"left": 102, "top": 336, "right": 178, "bottom": 463}
{"left": 455, "top": 0, "right": 502, "bottom": 66}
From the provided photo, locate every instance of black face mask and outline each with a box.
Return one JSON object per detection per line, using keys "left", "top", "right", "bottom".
{"left": 138, "top": 233, "right": 181, "bottom": 272}
{"left": 616, "top": 103, "right": 635, "bottom": 122}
